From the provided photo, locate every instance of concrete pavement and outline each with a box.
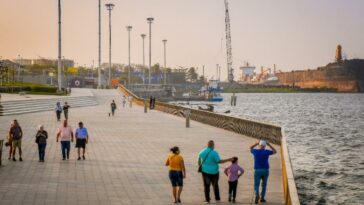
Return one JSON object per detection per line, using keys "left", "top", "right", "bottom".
{"left": 0, "top": 89, "right": 283, "bottom": 205}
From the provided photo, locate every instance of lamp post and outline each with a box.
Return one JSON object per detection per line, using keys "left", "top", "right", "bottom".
{"left": 105, "top": 3, "right": 115, "bottom": 87}
{"left": 141, "top": 34, "right": 146, "bottom": 84}
{"left": 98, "top": 0, "right": 102, "bottom": 88}
{"left": 57, "top": 0, "right": 62, "bottom": 91}
{"left": 147, "top": 17, "right": 154, "bottom": 85}
{"left": 126, "top": 26, "right": 132, "bottom": 85}
{"left": 162, "top": 39, "right": 167, "bottom": 85}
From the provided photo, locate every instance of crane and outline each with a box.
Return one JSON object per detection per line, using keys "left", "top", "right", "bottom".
{"left": 224, "top": 0, "right": 234, "bottom": 82}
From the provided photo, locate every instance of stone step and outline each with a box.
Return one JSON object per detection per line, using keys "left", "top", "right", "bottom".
{"left": 0, "top": 102, "right": 98, "bottom": 116}
{"left": 0, "top": 99, "right": 96, "bottom": 109}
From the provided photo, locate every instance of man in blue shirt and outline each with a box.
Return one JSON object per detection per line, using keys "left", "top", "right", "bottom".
{"left": 198, "top": 140, "right": 233, "bottom": 204}
{"left": 75, "top": 122, "right": 89, "bottom": 160}
{"left": 250, "top": 140, "right": 277, "bottom": 204}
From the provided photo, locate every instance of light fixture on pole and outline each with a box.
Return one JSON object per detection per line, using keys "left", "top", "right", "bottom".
{"left": 147, "top": 17, "right": 154, "bottom": 85}
{"left": 126, "top": 26, "right": 132, "bottom": 85}
{"left": 57, "top": 0, "right": 62, "bottom": 91}
{"left": 105, "top": 3, "right": 115, "bottom": 87}
{"left": 141, "top": 34, "right": 146, "bottom": 84}
{"left": 162, "top": 39, "right": 167, "bottom": 85}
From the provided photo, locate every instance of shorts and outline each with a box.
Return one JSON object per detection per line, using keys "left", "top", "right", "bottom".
{"left": 12, "top": 139, "right": 22, "bottom": 148}
{"left": 76, "top": 139, "right": 86, "bottom": 148}
{"left": 169, "top": 171, "right": 183, "bottom": 187}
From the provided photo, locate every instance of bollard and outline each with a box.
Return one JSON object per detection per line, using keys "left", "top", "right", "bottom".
{"left": 144, "top": 100, "right": 148, "bottom": 113}
{"left": 184, "top": 110, "right": 191, "bottom": 128}
{"left": 0, "top": 139, "right": 3, "bottom": 166}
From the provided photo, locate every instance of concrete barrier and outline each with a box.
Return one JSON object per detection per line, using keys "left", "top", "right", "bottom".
{"left": 118, "top": 84, "right": 300, "bottom": 205}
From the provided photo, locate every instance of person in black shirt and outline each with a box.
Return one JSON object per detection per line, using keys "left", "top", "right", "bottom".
{"left": 35, "top": 125, "right": 48, "bottom": 162}
{"left": 63, "top": 102, "right": 70, "bottom": 120}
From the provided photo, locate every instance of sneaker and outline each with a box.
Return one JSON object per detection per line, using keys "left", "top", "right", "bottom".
{"left": 255, "top": 196, "right": 259, "bottom": 204}
{"left": 232, "top": 199, "right": 236, "bottom": 203}
{"left": 77, "top": 157, "right": 81, "bottom": 160}
{"left": 260, "top": 198, "right": 266, "bottom": 203}
{"left": 12, "top": 158, "right": 16, "bottom": 161}
{"left": 19, "top": 157, "right": 23, "bottom": 161}
{"left": 204, "top": 201, "right": 210, "bottom": 204}
{"left": 62, "top": 158, "right": 66, "bottom": 160}
{"left": 82, "top": 156, "right": 86, "bottom": 160}
{"left": 228, "top": 195, "right": 232, "bottom": 202}
{"left": 177, "top": 199, "right": 181, "bottom": 203}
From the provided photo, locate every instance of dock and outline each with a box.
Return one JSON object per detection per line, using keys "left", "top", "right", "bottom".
{"left": 0, "top": 88, "right": 299, "bottom": 205}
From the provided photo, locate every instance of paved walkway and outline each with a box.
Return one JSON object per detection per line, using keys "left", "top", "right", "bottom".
{"left": 0, "top": 89, "right": 283, "bottom": 205}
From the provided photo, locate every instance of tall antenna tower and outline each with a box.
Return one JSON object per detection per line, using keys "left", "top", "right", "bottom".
{"left": 224, "top": 0, "right": 234, "bottom": 82}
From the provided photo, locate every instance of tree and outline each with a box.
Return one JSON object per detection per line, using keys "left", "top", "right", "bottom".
{"left": 186, "top": 67, "right": 198, "bottom": 82}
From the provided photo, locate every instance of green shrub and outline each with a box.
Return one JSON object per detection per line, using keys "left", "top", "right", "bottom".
{"left": 31, "top": 86, "right": 57, "bottom": 93}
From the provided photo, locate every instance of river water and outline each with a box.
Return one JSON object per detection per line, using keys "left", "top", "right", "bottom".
{"left": 176, "top": 93, "right": 364, "bottom": 205}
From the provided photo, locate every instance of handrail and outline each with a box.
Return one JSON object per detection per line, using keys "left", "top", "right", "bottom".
{"left": 118, "top": 84, "right": 300, "bottom": 205}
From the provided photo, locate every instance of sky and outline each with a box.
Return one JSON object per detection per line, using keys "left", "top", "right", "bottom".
{"left": 0, "top": 0, "right": 363, "bottom": 80}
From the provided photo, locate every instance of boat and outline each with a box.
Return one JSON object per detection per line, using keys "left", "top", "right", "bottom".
{"left": 200, "top": 80, "right": 224, "bottom": 102}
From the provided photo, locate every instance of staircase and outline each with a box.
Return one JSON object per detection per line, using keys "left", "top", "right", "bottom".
{"left": 0, "top": 96, "right": 98, "bottom": 116}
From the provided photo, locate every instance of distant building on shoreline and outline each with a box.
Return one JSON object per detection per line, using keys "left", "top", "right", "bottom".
{"left": 12, "top": 58, "right": 74, "bottom": 68}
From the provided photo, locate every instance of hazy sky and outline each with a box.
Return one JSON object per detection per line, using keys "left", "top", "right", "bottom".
{"left": 0, "top": 0, "right": 363, "bottom": 80}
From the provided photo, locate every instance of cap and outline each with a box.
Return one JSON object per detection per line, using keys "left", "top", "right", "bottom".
{"left": 259, "top": 140, "right": 267, "bottom": 146}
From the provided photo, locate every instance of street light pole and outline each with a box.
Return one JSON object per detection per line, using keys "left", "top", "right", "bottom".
{"left": 147, "top": 17, "right": 154, "bottom": 85}
{"left": 57, "top": 0, "right": 62, "bottom": 91}
{"left": 127, "top": 26, "right": 132, "bottom": 85}
{"left": 98, "top": 0, "right": 101, "bottom": 88}
{"left": 141, "top": 34, "right": 146, "bottom": 85}
{"left": 105, "top": 3, "right": 115, "bottom": 87}
{"left": 162, "top": 39, "right": 167, "bottom": 85}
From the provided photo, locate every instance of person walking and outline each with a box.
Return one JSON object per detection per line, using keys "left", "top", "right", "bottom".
{"left": 7, "top": 121, "right": 14, "bottom": 160}
{"left": 75, "top": 122, "right": 89, "bottom": 160}
{"left": 122, "top": 95, "right": 126, "bottom": 108}
{"left": 165, "top": 146, "right": 186, "bottom": 203}
{"left": 110, "top": 100, "right": 117, "bottom": 116}
{"left": 198, "top": 140, "right": 233, "bottom": 203}
{"left": 224, "top": 157, "right": 244, "bottom": 203}
{"left": 63, "top": 102, "right": 70, "bottom": 120}
{"left": 55, "top": 102, "right": 63, "bottom": 121}
{"left": 9, "top": 120, "right": 23, "bottom": 161}
{"left": 56, "top": 120, "right": 74, "bottom": 160}
{"left": 250, "top": 140, "right": 277, "bottom": 204}
{"left": 35, "top": 125, "right": 48, "bottom": 162}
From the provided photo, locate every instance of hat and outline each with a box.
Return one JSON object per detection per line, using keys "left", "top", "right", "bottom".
{"left": 259, "top": 140, "right": 267, "bottom": 146}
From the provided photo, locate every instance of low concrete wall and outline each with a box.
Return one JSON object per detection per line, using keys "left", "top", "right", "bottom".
{"left": 118, "top": 84, "right": 300, "bottom": 205}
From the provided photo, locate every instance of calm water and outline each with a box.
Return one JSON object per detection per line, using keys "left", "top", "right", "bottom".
{"left": 178, "top": 93, "right": 364, "bottom": 205}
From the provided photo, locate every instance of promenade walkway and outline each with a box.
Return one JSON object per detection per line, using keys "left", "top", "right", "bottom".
{"left": 0, "top": 89, "right": 283, "bottom": 205}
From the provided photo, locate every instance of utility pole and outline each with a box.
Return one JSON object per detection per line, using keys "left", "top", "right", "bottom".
{"left": 98, "top": 0, "right": 101, "bottom": 88}
{"left": 202, "top": 65, "right": 205, "bottom": 83}
{"left": 57, "top": 0, "right": 62, "bottom": 91}
{"left": 162, "top": 39, "right": 167, "bottom": 85}
{"left": 127, "top": 26, "right": 132, "bottom": 85}
{"left": 147, "top": 17, "right": 154, "bottom": 85}
{"left": 105, "top": 3, "right": 115, "bottom": 87}
{"left": 141, "top": 34, "right": 146, "bottom": 84}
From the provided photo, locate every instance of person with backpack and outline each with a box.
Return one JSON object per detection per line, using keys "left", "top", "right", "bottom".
{"left": 165, "top": 146, "right": 186, "bottom": 203}
{"left": 35, "top": 125, "right": 48, "bottom": 162}
{"left": 198, "top": 140, "right": 233, "bottom": 204}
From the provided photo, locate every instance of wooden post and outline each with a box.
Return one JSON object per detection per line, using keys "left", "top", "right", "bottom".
{"left": 0, "top": 139, "right": 3, "bottom": 166}
{"left": 185, "top": 110, "right": 191, "bottom": 128}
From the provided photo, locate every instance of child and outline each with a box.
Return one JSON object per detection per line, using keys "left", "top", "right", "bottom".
{"left": 224, "top": 157, "right": 244, "bottom": 203}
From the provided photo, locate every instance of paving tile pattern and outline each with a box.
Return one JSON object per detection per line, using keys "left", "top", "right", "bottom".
{"left": 0, "top": 90, "right": 283, "bottom": 205}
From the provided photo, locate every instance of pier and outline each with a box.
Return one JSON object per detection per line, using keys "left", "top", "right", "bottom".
{"left": 0, "top": 88, "right": 299, "bottom": 205}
